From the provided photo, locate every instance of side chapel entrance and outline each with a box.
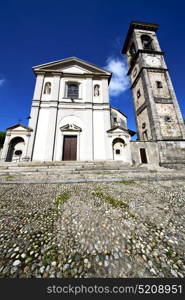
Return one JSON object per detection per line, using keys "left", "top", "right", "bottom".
{"left": 5, "top": 137, "right": 24, "bottom": 162}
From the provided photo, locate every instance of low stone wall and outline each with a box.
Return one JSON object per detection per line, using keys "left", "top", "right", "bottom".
{"left": 158, "top": 140, "right": 185, "bottom": 168}
{"left": 130, "top": 141, "right": 159, "bottom": 166}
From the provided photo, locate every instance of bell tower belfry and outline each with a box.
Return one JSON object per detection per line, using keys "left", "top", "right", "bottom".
{"left": 122, "top": 21, "right": 185, "bottom": 167}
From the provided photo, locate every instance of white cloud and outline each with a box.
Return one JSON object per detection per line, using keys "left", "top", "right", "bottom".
{"left": 104, "top": 57, "right": 129, "bottom": 96}
{"left": 0, "top": 78, "right": 5, "bottom": 87}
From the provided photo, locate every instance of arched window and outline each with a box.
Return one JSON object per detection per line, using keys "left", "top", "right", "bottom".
{"left": 141, "top": 35, "right": 154, "bottom": 50}
{"left": 43, "top": 82, "right": 51, "bottom": 94}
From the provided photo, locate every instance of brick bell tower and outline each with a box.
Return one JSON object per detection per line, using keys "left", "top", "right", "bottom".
{"left": 122, "top": 21, "right": 185, "bottom": 167}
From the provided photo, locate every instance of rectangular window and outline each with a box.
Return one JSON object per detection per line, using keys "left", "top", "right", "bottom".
{"left": 137, "top": 89, "right": 141, "bottom": 98}
{"left": 114, "top": 117, "right": 117, "bottom": 123}
{"left": 67, "top": 83, "right": 79, "bottom": 98}
{"left": 116, "top": 149, "right": 120, "bottom": 155}
{"left": 156, "top": 81, "right": 163, "bottom": 88}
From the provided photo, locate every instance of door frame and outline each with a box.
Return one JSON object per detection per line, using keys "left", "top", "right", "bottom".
{"left": 62, "top": 135, "right": 77, "bottom": 161}
{"left": 61, "top": 132, "right": 80, "bottom": 161}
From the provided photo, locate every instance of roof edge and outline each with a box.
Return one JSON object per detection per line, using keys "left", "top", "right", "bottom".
{"left": 32, "top": 56, "right": 112, "bottom": 76}
{"left": 111, "top": 106, "right": 127, "bottom": 118}
{"left": 6, "top": 124, "right": 33, "bottom": 131}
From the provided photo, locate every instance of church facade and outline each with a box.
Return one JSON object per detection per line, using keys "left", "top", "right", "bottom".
{"left": 1, "top": 57, "right": 134, "bottom": 164}
{"left": 1, "top": 21, "right": 185, "bottom": 168}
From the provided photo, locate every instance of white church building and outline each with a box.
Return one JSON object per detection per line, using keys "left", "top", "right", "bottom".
{"left": 1, "top": 57, "right": 135, "bottom": 164}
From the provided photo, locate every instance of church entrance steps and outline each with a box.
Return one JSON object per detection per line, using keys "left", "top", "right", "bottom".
{"left": 1, "top": 160, "right": 185, "bottom": 184}
{"left": 0, "top": 162, "right": 185, "bottom": 183}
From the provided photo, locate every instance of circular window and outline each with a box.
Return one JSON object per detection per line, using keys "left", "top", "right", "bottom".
{"left": 15, "top": 150, "right": 22, "bottom": 156}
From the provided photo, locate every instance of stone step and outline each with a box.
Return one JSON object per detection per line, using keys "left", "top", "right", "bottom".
{"left": 16, "top": 160, "right": 124, "bottom": 167}
{"left": 6, "top": 164, "right": 132, "bottom": 170}
{"left": 0, "top": 168, "right": 148, "bottom": 176}
{"left": 1, "top": 172, "right": 185, "bottom": 184}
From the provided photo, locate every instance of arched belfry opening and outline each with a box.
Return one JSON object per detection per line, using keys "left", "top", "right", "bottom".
{"left": 141, "top": 34, "right": 154, "bottom": 50}
{"left": 6, "top": 137, "right": 24, "bottom": 162}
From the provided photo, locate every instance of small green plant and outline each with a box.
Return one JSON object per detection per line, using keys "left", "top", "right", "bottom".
{"left": 104, "top": 194, "right": 128, "bottom": 209}
{"left": 92, "top": 188, "right": 128, "bottom": 209}
{"left": 5, "top": 175, "right": 14, "bottom": 180}
{"left": 55, "top": 192, "right": 70, "bottom": 205}
{"left": 93, "top": 191, "right": 104, "bottom": 198}
{"left": 119, "top": 180, "right": 135, "bottom": 185}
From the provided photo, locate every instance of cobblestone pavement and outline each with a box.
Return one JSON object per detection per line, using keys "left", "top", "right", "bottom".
{"left": 0, "top": 180, "right": 184, "bottom": 278}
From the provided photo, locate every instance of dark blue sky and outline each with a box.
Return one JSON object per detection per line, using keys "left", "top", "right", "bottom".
{"left": 0, "top": 0, "right": 185, "bottom": 137}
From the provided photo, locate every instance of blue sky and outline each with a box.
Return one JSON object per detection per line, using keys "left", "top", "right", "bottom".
{"left": 0, "top": 0, "right": 185, "bottom": 138}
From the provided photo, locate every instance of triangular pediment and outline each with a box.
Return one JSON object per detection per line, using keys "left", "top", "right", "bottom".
{"left": 60, "top": 124, "right": 82, "bottom": 132}
{"left": 7, "top": 124, "right": 32, "bottom": 132}
{"left": 107, "top": 126, "right": 136, "bottom": 137}
{"left": 33, "top": 57, "right": 111, "bottom": 76}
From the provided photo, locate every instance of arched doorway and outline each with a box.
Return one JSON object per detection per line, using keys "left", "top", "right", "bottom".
{"left": 112, "top": 138, "right": 125, "bottom": 160}
{"left": 6, "top": 137, "right": 24, "bottom": 162}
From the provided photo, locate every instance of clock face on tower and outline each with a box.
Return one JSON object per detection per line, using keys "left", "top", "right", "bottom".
{"left": 145, "top": 56, "right": 161, "bottom": 67}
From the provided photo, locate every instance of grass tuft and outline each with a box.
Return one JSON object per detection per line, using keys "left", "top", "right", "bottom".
{"left": 119, "top": 180, "right": 135, "bottom": 185}
{"left": 55, "top": 192, "right": 70, "bottom": 205}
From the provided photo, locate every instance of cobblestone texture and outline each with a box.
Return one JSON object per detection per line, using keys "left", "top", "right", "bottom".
{"left": 0, "top": 180, "right": 184, "bottom": 278}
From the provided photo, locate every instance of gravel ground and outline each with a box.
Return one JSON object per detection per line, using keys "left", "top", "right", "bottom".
{"left": 0, "top": 180, "right": 184, "bottom": 278}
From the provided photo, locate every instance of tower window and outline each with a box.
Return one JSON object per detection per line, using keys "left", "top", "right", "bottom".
{"left": 141, "top": 35, "right": 154, "bottom": 50}
{"left": 156, "top": 81, "right": 163, "bottom": 88}
{"left": 142, "top": 130, "right": 148, "bottom": 141}
{"left": 67, "top": 83, "right": 79, "bottom": 98}
{"left": 129, "top": 43, "right": 136, "bottom": 57}
{"left": 137, "top": 89, "right": 141, "bottom": 98}
{"left": 142, "top": 122, "right": 146, "bottom": 129}
{"left": 164, "top": 115, "right": 172, "bottom": 122}
{"left": 114, "top": 117, "right": 117, "bottom": 123}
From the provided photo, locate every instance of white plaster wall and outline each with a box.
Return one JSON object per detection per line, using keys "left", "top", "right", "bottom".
{"left": 1, "top": 134, "right": 11, "bottom": 160}
{"left": 93, "top": 110, "right": 106, "bottom": 159}
{"left": 32, "top": 108, "right": 50, "bottom": 160}
{"left": 111, "top": 108, "right": 127, "bottom": 128}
